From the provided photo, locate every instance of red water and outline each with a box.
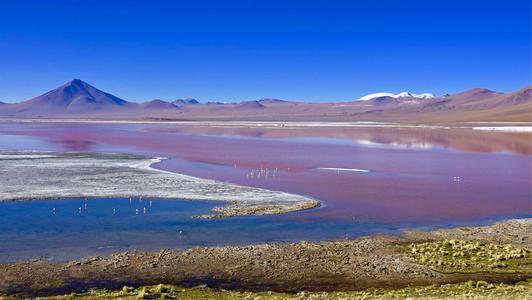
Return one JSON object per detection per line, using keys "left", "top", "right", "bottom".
{"left": 1, "top": 122, "right": 530, "bottom": 225}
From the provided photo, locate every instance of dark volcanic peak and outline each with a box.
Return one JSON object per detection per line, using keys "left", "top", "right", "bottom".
{"left": 62, "top": 79, "right": 127, "bottom": 103}
{"left": 0, "top": 79, "right": 131, "bottom": 116}
{"left": 172, "top": 98, "right": 200, "bottom": 105}
{"left": 29, "top": 78, "right": 127, "bottom": 108}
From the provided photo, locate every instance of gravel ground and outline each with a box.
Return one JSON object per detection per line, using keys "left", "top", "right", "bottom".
{"left": 0, "top": 219, "right": 530, "bottom": 298}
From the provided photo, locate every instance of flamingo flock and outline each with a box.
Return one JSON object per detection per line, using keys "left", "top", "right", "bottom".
{"left": 245, "top": 165, "right": 285, "bottom": 179}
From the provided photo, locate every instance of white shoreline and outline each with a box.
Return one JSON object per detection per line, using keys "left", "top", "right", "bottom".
{"left": 0, "top": 118, "right": 532, "bottom": 132}
{"left": 472, "top": 126, "right": 532, "bottom": 133}
{"left": 0, "top": 118, "right": 531, "bottom": 131}
{"left": 0, "top": 152, "right": 320, "bottom": 218}
{"left": 0, "top": 154, "right": 58, "bottom": 159}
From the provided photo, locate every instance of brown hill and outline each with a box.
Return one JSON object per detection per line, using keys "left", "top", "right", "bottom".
{"left": 139, "top": 99, "right": 178, "bottom": 110}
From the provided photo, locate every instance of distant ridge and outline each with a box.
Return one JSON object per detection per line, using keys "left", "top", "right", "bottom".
{"left": 446, "top": 88, "right": 501, "bottom": 101}
{"left": 139, "top": 99, "right": 178, "bottom": 110}
{"left": 173, "top": 98, "right": 200, "bottom": 105}
{"left": 0, "top": 79, "right": 529, "bottom": 123}
{"left": 236, "top": 100, "right": 265, "bottom": 109}
{"left": 258, "top": 98, "right": 287, "bottom": 104}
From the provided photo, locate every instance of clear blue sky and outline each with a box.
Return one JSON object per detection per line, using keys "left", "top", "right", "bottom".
{"left": 0, "top": 0, "right": 530, "bottom": 103}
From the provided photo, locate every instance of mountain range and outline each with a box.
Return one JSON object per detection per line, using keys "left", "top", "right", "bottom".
{"left": 358, "top": 92, "right": 435, "bottom": 101}
{"left": 0, "top": 79, "right": 530, "bottom": 123}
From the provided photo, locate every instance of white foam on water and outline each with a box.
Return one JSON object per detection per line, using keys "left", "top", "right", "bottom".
{"left": 315, "top": 167, "right": 370, "bottom": 173}
{"left": 472, "top": 127, "right": 532, "bottom": 133}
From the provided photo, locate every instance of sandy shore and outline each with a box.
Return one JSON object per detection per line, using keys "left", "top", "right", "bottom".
{"left": 0, "top": 151, "right": 319, "bottom": 218}
{"left": 0, "top": 218, "right": 530, "bottom": 298}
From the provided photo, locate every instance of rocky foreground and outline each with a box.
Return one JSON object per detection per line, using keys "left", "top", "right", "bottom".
{"left": 32, "top": 280, "right": 532, "bottom": 299}
{"left": 0, "top": 219, "right": 530, "bottom": 299}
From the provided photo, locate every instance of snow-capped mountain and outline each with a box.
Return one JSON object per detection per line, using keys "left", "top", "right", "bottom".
{"left": 358, "top": 92, "right": 435, "bottom": 101}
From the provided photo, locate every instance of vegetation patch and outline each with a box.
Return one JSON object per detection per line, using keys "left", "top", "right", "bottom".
{"left": 32, "top": 280, "right": 532, "bottom": 299}
{"left": 406, "top": 239, "right": 532, "bottom": 273}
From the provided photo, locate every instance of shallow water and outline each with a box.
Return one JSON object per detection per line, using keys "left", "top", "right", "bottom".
{"left": 0, "top": 197, "right": 526, "bottom": 262}
{"left": 0, "top": 122, "right": 530, "bottom": 261}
